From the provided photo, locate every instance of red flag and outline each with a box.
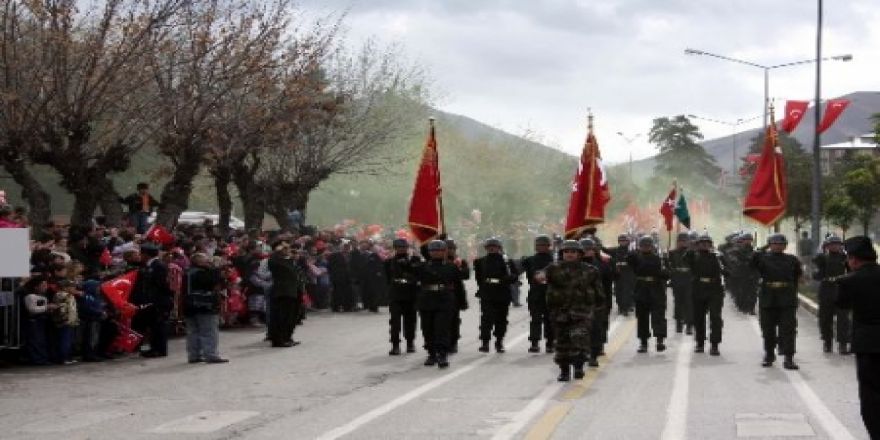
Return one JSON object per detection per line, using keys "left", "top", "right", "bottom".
{"left": 817, "top": 98, "right": 850, "bottom": 134}
{"left": 101, "top": 270, "right": 139, "bottom": 320}
{"left": 99, "top": 247, "right": 112, "bottom": 267}
{"left": 407, "top": 120, "right": 443, "bottom": 243}
{"left": 564, "top": 117, "right": 611, "bottom": 238}
{"left": 659, "top": 186, "right": 677, "bottom": 231}
{"left": 743, "top": 114, "right": 787, "bottom": 226}
{"left": 780, "top": 100, "right": 809, "bottom": 133}
{"left": 145, "top": 224, "right": 174, "bottom": 245}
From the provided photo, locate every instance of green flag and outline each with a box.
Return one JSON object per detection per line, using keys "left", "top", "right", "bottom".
{"left": 675, "top": 193, "right": 691, "bottom": 229}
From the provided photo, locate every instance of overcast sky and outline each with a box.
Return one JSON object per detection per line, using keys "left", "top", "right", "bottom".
{"left": 301, "top": 0, "right": 878, "bottom": 164}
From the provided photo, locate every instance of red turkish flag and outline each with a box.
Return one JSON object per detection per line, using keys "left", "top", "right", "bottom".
{"left": 99, "top": 247, "right": 112, "bottom": 267}
{"left": 817, "top": 98, "right": 850, "bottom": 134}
{"left": 145, "top": 224, "right": 174, "bottom": 245}
{"left": 101, "top": 270, "right": 139, "bottom": 320}
{"left": 780, "top": 100, "right": 809, "bottom": 133}
{"left": 743, "top": 117, "right": 787, "bottom": 226}
{"left": 564, "top": 121, "right": 611, "bottom": 238}
{"left": 407, "top": 121, "right": 443, "bottom": 243}
{"left": 659, "top": 186, "right": 677, "bottom": 231}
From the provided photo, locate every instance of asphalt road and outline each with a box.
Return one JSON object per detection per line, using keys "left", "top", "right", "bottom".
{"left": 0, "top": 286, "right": 870, "bottom": 440}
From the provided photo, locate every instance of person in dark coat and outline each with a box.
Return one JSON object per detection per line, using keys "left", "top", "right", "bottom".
{"left": 835, "top": 236, "right": 880, "bottom": 440}
{"left": 358, "top": 240, "right": 387, "bottom": 312}
{"left": 685, "top": 235, "right": 725, "bottom": 356}
{"left": 267, "top": 243, "right": 305, "bottom": 347}
{"left": 666, "top": 232, "right": 694, "bottom": 334}
{"left": 183, "top": 253, "right": 228, "bottom": 363}
{"left": 416, "top": 240, "right": 459, "bottom": 368}
{"left": 446, "top": 239, "right": 470, "bottom": 354}
{"left": 610, "top": 234, "right": 635, "bottom": 316}
{"left": 751, "top": 233, "right": 803, "bottom": 370}
{"left": 130, "top": 243, "right": 174, "bottom": 358}
{"left": 522, "top": 235, "right": 555, "bottom": 353}
{"left": 327, "top": 242, "right": 356, "bottom": 312}
{"left": 385, "top": 239, "right": 421, "bottom": 355}
{"left": 628, "top": 236, "right": 669, "bottom": 353}
{"left": 582, "top": 238, "right": 612, "bottom": 366}
{"left": 119, "top": 182, "right": 159, "bottom": 234}
{"left": 474, "top": 238, "right": 517, "bottom": 353}
{"left": 813, "top": 235, "right": 850, "bottom": 354}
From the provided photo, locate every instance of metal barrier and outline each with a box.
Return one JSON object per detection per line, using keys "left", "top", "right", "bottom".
{"left": 0, "top": 278, "right": 21, "bottom": 349}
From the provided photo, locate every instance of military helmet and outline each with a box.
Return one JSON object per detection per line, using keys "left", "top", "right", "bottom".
{"left": 445, "top": 239, "right": 457, "bottom": 249}
{"left": 617, "top": 234, "right": 630, "bottom": 242}
{"left": 392, "top": 238, "right": 409, "bottom": 248}
{"left": 697, "top": 234, "right": 713, "bottom": 244}
{"left": 484, "top": 238, "right": 503, "bottom": 248}
{"left": 739, "top": 233, "right": 754, "bottom": 242}
{"left": 560, "top": 240, "right": 583, "bottom": 252}
{"left": 824, "top": 235, "right": 843, "bottom": 245}
{"left": 676, "top": 232, "right": 690, "bottom": 242}
{"left": 579, "top": 237, "right": 597, "bottom": 249}
{"left": 767, "top": 233, "right": 788, "bottom": 245}
{"left": 427, "top": 240, "right": 448, "bottom": 251}
{"left": 534, "top": 235, "right": 552, "bottom": 246}
{"left": 638, "top": 236, "right": 654, "bottom": 248}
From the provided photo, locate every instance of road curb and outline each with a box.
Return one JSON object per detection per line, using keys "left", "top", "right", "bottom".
{"left": 798, "top": 293, "right": 819, "bottom": 316}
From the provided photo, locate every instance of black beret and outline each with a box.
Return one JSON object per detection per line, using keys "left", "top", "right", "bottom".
{"left": 844, "top": 236, "right": 877, "bottom": 261}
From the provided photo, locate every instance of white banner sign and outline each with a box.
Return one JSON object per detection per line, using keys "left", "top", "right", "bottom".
{"left": 0, "top": 228, "right": 30, "bottom": 277}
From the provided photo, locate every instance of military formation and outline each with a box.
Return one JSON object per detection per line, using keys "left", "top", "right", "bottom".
{"left": 383, "top": 229, "right": 858, "bottom": 381}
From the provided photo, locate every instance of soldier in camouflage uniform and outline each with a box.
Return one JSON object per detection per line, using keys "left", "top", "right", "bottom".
{"left": 812, "top": 235, "right": 850, "bottom": 354}
{"left": 611, "top": 234, "right": 635, "bottom": 316}
{"left": 629, "top": 236, "right": 669, "bottom": 353}
{"left": 666, "top": 232, "right": 694, "bottom": 335}
{"left": 543, "top": 240, "right": 603, "bottom": 381}
{"left": 752, "top": 233, "right": 803, "bottom": 370}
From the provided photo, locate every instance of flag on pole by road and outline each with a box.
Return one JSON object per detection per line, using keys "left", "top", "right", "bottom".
{"left": 564, "top": 113, "right": 611, "bottom": 238}
{"left": 407, "top": 119, "right": 444, "bottom": 243}
{"left": 659, "top": 186, "right": 677, "bottom": 232}
{"left": 780, "top": 100, "right": 809, "bottom": 133}
{"left": 675, "top": 191, "right": 691, "bottom": 229}
{"left": 817, "top": 98, "right": 850, "bottom": 134}
{"left": 743, "top": 108, "right": 787, "bottom": 226}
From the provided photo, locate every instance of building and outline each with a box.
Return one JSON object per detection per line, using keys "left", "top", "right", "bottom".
{"left": 821, "top": 133, "right": 879, "bottom": 175}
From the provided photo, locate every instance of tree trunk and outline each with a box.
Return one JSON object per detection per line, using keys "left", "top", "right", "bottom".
{"left": 69, "top": 190, "right": 99, "bottom": 229}
{"left": 213, "top": 169, "right": 233, "bottom": 236}
{"left": 266, "top": 184, "right": 312, "bottom": 233}
{"left": 156, "top": 147, "right": 203, "bottom": 228}
{"left": 232, "top": 167, "right": 265, "bottom": 232}
{"left": 96, "top": 177, "right": 124, "bottom": 227}
{"left": 1, "top": 157, "right": 52, "bottom": 229}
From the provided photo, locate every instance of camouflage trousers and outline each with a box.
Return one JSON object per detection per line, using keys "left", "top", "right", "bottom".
{"left": 552, "top": 310, "right": 593, "bottom": 365}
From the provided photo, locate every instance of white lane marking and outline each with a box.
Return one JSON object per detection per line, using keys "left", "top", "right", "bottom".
{"left": 315, "top": 331, "right": 531, "bottom": 440}
{"left": 150, "top": 411, "right": 259, "bottom": 434}
{"left": 20, "top": 411, "right": 128, "bottom": 433}
{"left": 490, "top": 316, "right": 625, "bottom": 440}
{"left": 747, "top": 319, "right": 857, "bottom": 440}
{"left": 660, "top": 336, "right": 693, "bottom": 440}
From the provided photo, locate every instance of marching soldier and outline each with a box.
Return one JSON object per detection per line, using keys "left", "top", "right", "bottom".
{"left": 752, "top": 233, "right": 803, "bottom": 369}
{"left": 666, "top": 232, "right": 694, "bottom": 335}
{"left": 718, "top": 232, "right": 739, "bottom": 303}
{"left": 582, "top": 238, "right": 612, "bottom": 366}
{"left": 611, "top": 234, "right": 635, "bottom": 316}
{"left": 474, "top": 238, "right": 517, "bottom": 353}
{"left": 385, "top": 239, "right": 421, "bottom": 355}
{"left": 542, "top": 240, "right": 603, "bottom": 381}
{"left": 521, "top": 235, "right": 556, "bottom": 353}
{"left": 686, "top": 235, "right": 725, "bottom": 355}
{"left": 416, "top": 240, "right": 459, "bottom": 369}
{"left": 446, "top": 239, "right": 470, "bottom": 354}
{"left": 728, "top": 233, "right": 759, "bottom": 315}
{"left": 812, "top": 235, "right": 850, "bottom": 354}
{"left": 629, "top": 236, "right": 669, "bottom": 353}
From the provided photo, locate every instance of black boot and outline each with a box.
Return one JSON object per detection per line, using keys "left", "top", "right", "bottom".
{"left": 495, "top": 339, "right": 506, "bottom": 353}
{"left": 695, "top": 343, "right": 705, "bottom": 353}
{"left": 839, "top": 342, "right": 850, "bottom": 355}
{"left": 573, "top": 362, "right": 586, "bottom": 379}
{"left": 424, "top": 353, "right": 437, "bottom": 366}
{"left": 783, "top": 355, "right": 799, "bottom": 370}
{"left": 449, "top": 342, "right": 458, "bottom": 354}
{"left": 437, "top": 352, "right": 449, "bottom": 368}
{"left": 557, "top": 364, "right": 571, "bottom": 382}
{"left": 656, "top": 337, "right": 666, "bottom": 352}
{"left": 762, "top": 352, "right": 776, "bottom": 367}
{"left": 406, "top": 340, "right": 416, "bottom": 353}
{"left": 823, "top": 340, "right": 833, "bottom": 353}
{"left": 528, "top": 341, "right": 540, "bottom": 353}
{"left": 589, "top": 349, "right": 600, "bottom": 367}
{"left": 675, "top": 321, "right": 683, "bottom": 333}
{"left": 685, "top": 325, "right": 693, "bottom": 335}
{"left": 479, "top": 340, "right": 490, "bottom": 353}
{"left": 389, "top": 343, "right": 401, "bottom": 356}
{"left": 709, "top": 343, "right": 720, "bottom": 356}
{"left": 546, "top": 341, "right": 555, "bottom": 353}
{"left": 637, "top": 339, "right": 648, "bottom": 353}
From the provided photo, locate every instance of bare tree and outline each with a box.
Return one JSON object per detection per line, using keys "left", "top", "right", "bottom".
{"left": 148, "top": 0, "right": 289, "bottom": 229}
{"left": 259, "top": 40, "right": 430, "bottom": 229}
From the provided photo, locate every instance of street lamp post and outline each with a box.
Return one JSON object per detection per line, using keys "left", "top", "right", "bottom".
{"left": 684, "top": 48, "right": 852, "bottom": 130}
{"left": 616, "top": 131, "right": 642, "bottom": 184}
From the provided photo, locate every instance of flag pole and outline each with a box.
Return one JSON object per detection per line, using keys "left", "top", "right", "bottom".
{"left": 431, "top": 117, "right": 447, "bottom": 236}
{"left": 668, "top": 180, "right": 676, "bottom": 251}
